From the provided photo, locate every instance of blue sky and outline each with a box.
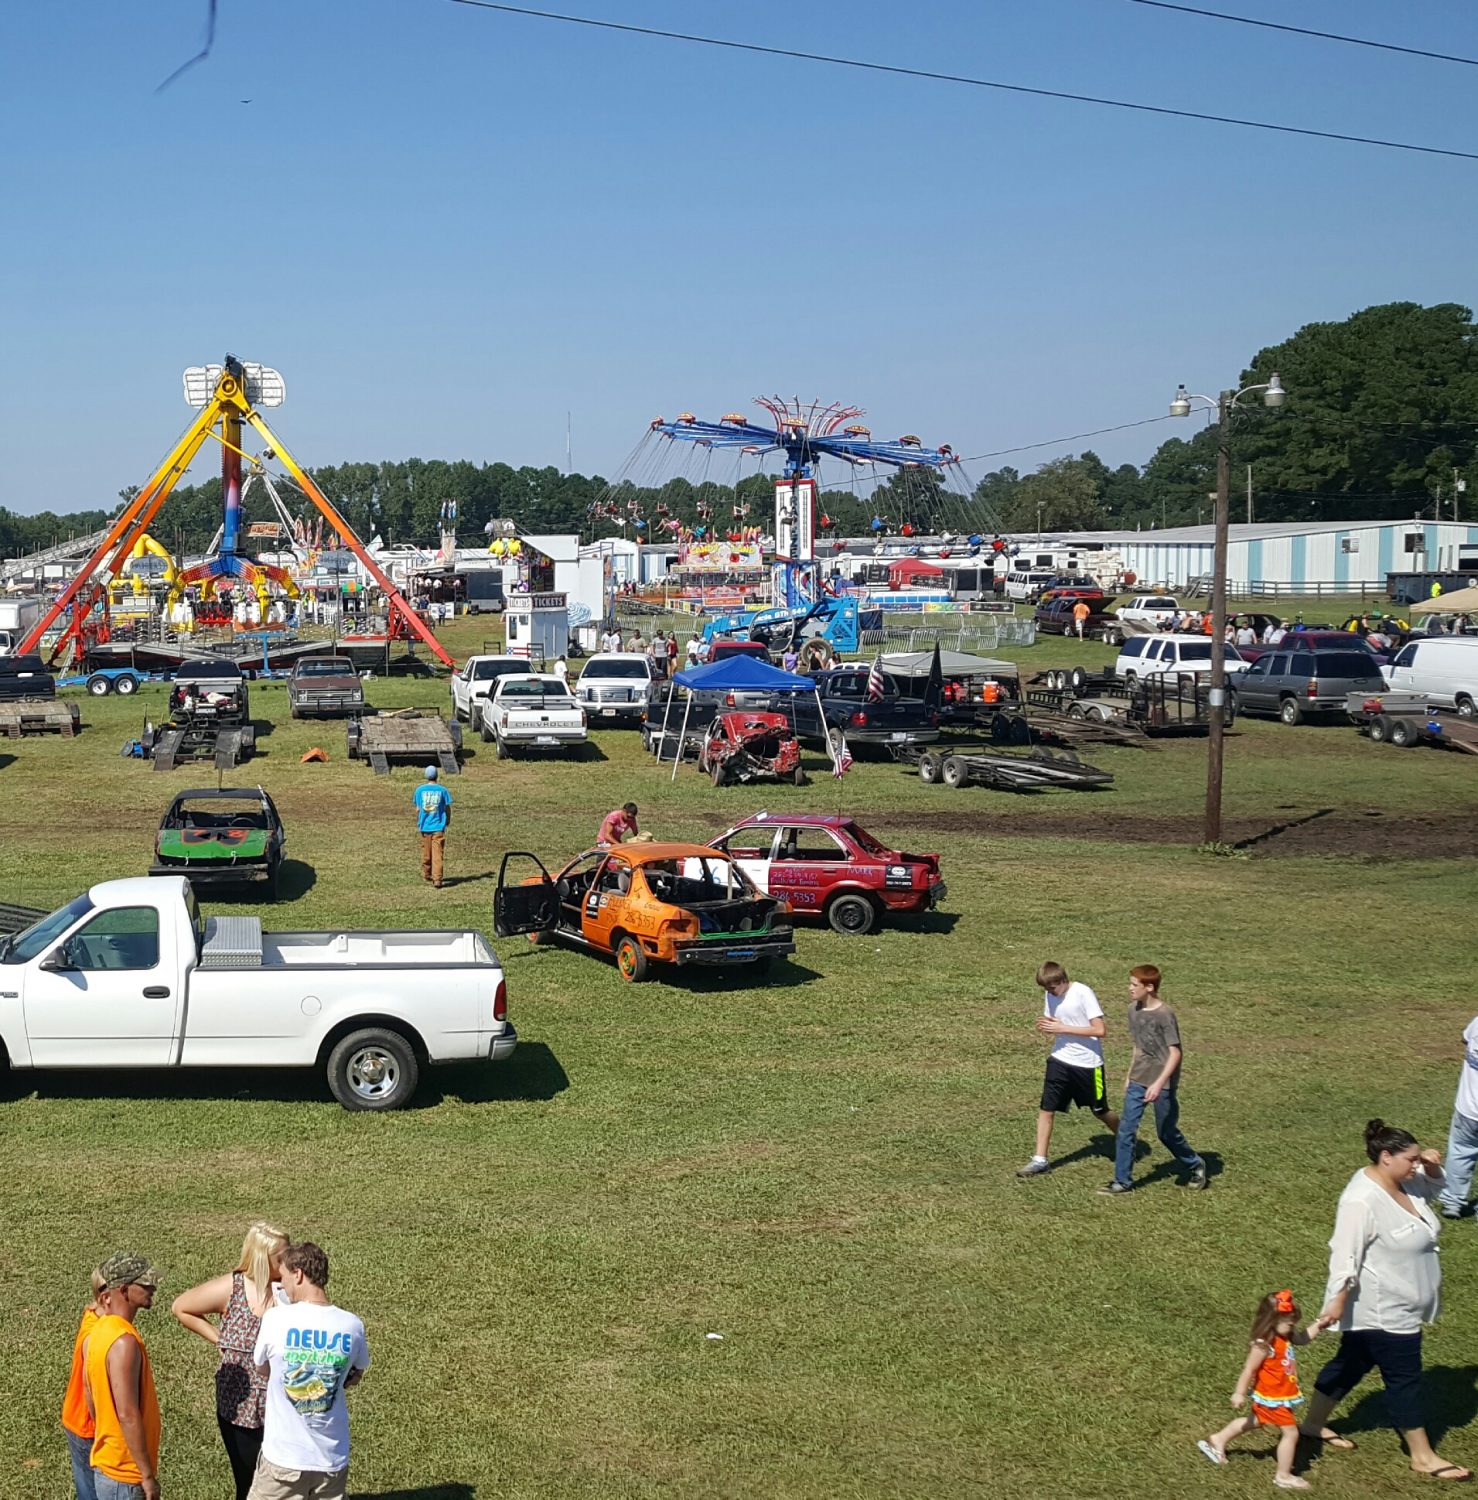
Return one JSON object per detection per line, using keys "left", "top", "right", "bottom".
{"left": 1, "top": 0, "right": 1475, "bottom": 516}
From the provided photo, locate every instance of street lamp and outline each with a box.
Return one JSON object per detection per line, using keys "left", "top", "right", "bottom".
{"left": 1169, "top": 372, "right": 1287, "bottom": 844}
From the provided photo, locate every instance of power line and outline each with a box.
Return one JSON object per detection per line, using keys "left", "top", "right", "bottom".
{"left": 1125, "top": 1, "right": 1478, "bottom": 69}
{"left": 445, "top": 0, "right": 1478, "bottom": 163}
{"left": 963, "top": 416, "right": 1178, "bottom": 465}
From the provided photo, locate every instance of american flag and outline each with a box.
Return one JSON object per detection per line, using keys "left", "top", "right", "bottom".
{"left": 865, "top": 653, "right": 886, "bottom": 703}
{"left": 831, "top": 733, "right": 854, "bottom": 778}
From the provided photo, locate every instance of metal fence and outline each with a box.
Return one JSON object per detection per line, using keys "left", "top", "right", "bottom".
{"left": 868, "top": 617, "right": 1037, "bottom": 652}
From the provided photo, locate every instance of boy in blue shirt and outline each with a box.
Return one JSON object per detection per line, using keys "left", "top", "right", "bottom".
{"left": 413, "top": 765, "right": 453, "bottom": 887}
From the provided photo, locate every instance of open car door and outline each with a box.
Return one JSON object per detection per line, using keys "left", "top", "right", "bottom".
{"left": 493, "top": 852, "right": 559, "bottom": 937}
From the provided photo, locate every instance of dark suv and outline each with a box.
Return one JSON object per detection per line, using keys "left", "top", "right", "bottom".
{"left": 1230, "top": 648, "right": 1386, "bottom": 725}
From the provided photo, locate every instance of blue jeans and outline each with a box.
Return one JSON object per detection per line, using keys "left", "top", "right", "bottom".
{"left": 1440, "top": 1109, "right": 1478, "bottom": 1215}
{"left": 65, "top": 1430, "right": 97, "bottom": 1500}
{"left": 94, "top": 1476, "right": 146, "bottom": 1500}
{"left": 1114, "top": 1081, "right": 1202, "bottom": 1186}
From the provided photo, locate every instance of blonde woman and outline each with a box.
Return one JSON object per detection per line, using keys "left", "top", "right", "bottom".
{"left": 170, "top": 1222, "right": 289, "bottom": 1499}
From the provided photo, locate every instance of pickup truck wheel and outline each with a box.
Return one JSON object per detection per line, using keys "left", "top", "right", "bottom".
{"left": 941, "top": 754, "right": 969, "bottom": 789}
{"left": 614, "top": 934, "right": 649, "bottom": 982}
{"left": 827, "top": 892, "right": 876, "bottom": 936}
{"left": 87, "top": 674, "right": 113, "bottom": 697}
{"left": 1279, "top": 697, "right": 1303, "bottom": 726}
{"left": 114, "top": 673, "right": 138, "bottom": 696}
{"left": 479, "top": 711, "right": 494, "bottom": 742}
{"left": 327, "top": 1028, "right": 419, "bottom": 1111}
{"left": 1368, "top": 713, "right": 1392, "bottom": 744}
{"left": 494, "top": 733, "right": 510, "bottom": 760}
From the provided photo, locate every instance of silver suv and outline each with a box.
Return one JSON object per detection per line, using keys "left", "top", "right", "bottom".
{"left": 1232, "top": 648, "right": 1386, "bottom": 725}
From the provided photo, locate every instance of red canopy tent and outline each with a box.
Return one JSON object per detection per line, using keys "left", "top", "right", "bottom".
{"left": 886, "top": 558, "right": 946, "bottom": 590}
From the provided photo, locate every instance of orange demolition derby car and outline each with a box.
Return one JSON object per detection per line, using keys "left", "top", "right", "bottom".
{"left": 492, "top": 841, "right": 796, "bottom": 982}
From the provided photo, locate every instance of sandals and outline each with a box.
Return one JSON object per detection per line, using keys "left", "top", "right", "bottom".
{"left": 1418, "top": 1466, "right": 1473, "bottom": 1483}
{"left": 1196, "top": 1440, "right": 1226, "bottom": 1466}
{"left": 1273, "top": 1477, "right": 1311, "bottom": 1491}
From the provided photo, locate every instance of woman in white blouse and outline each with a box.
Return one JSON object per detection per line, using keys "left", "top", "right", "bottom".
{"left": 1300, "top": 1120, "right": 1469, "bottom": 1482}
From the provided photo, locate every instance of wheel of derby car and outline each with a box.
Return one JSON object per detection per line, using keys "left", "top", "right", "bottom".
{"left": 86, "top": 674, "right": 112, "bottom": 696}
{"left": 710, "top": 759, "right": 727, "bottom": 787}
{"left": 1389, "top": 717, "right": 1419, "bottom": 748}
{"left": 791, "top": 766, "right": 807, "bottom": 786}
{"left": 827, "top": 892, "right": 876, "bottom": 936}
{"left": 1279, "top": 697, "right": 1303, "bottom": 726}
{"left": 114, "top": 674, "right": 138, "bottom": 696}
{"left": 614, "top": 933, "right": 649, "bottom": 982}
{"left": 326, "top": 1027, "right": 420, "bottom": 1111}
{"left": 941, "top": 754, "right": 968, "bottom": 789}
{"left": 1367, "top": 713, "right": 1392, "bottom": 744}
{"left": 918, "top": 750, "right": 943, "bottom": 783}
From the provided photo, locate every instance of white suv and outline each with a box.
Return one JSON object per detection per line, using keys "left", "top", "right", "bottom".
{"left": 573, "top": 652, "right": 654, "bottom": 725}
{"left": 1115, "top": 633, "right": 1250, "bottom": 681}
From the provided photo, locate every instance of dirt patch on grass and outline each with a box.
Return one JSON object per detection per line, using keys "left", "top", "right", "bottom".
{"left": 871, "top": 808, "right": 1478, "bottom": 860}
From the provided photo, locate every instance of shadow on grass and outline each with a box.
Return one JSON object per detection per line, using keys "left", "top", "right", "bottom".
{"left": 1131, "top": 1148, "right": 1225, "bottom": 1190}
{"left": 0, "top": 1040, "right": 568, "bottom": 1110}
{"left": 501, "top": 939, "right": 823, "bottom": 991}
{"left": 893, "top": 910, "right": 961, "bottom": 936}
{"left": 0, "top": 753, "right": 15, "bottom": 773}
{"left": 350, "top": 1486, "right": 474, "bottom": 1499}
{"left": 438, "top": 870, "right": 497, "bottom": 888}
{"left": 195, "top": 860, "right": 317, "bottom": 903}
{"left": 1316, "top": 1363, "right": 1478, "bottom": 1448}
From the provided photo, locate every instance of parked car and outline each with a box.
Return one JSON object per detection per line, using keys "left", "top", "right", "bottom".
{"left": 149, "top": 787, "right": 286, "bottom": 894}
{"left": 1115, "top": 634, "right": 1250, "bottom": 682}
{"left": 1034, "top": 578, "right": 1107, "bottom": 606}
{"left": 287, "top": 655, "right": 364, "bottom": 718}
{"left": 493, "top": 842, "right": 795, "bottom": 982}
{"left": 696, "top": 711, "right": 804, "bottom": 786}
{"left": 0, "top": 876, "right": 516, "bottom": 1110}
{"left": 768, "top": 666, "right": 941, "bottom": 750}
{"left": 449, "top": 654, "right": 529, "bottom": 730}
{"left": 1238, "top": 630, "right": 1384, "bottom": 665}
{"left": 1382, "top": 634, "right": 1478, "bottom": 717}
{"left": 481, "top": 673, "right": 587, "bottom": 758}
{"left": 708, "top": 814, "right": 945, "bottom": 935}
{"left": 1034, "top": 598, "right": 1119, "bottom": 640}
{"left": 1230, "top": 649, "right": 1387, "bottom": 725}
{"left": 573, "top": 653, "right": 654, "bottom": 725}
{"left": 707, "top": 639, "right": 772, "bottom": 665}
{"left": 1003, "top": 570, "right": 1059, "bottom": 602}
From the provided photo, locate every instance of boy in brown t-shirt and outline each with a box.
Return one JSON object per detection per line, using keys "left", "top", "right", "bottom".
{"left": 1098, "top": 964, "right": 1208, "bottom": 1196}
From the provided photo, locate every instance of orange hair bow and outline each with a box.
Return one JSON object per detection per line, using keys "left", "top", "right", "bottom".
{"left": 1274, "top": 1289, "right": 1295, "bottom": 1314}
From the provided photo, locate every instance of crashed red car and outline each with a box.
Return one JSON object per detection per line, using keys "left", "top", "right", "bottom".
{"left": 708, "top": 813, "right": 945, "bottom": 935}
{"left": 697, "top": 711, "right": 806, "bottom": 787}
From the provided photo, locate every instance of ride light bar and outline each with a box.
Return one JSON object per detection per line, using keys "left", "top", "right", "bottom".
{"left": 183, "top": 362, "right": 286, "bottom": 408}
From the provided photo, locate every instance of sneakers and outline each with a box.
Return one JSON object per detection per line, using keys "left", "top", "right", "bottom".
{"left": 1097, "top": 1181, "right": 1131, "bottom": 1196}
{"left": 1016, "top": 1157, "right": 1050, "bottom": 1178}
{"left": 1184, "top": 1163, "right": 1210, "bottom": 1190}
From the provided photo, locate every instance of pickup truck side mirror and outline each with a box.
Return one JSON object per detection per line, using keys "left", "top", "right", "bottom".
{"left": 39, "top": 946, "right": 73, "bottom": 973}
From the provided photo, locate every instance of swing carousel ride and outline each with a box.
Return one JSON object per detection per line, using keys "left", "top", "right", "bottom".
{"left": 589, "top": 397, "right": 1008, "bottom": 617}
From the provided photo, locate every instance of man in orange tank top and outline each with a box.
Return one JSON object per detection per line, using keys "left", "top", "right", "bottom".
{"left": 85, "top": 1252, "right": 164, "bottom": 1500}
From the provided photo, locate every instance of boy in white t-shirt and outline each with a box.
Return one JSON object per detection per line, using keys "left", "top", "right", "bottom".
{"left": 1439, "top": 1014, "right": 1478, "bottom": 1219}
{"left": 1017, "top": 960, "right": 1120, "bottom": 1178}
{"left": 250, "top": 1243, "right": 369, "bottom": 1500}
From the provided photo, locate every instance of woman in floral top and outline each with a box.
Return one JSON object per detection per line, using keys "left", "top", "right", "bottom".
{"left": 171, "top": 1221, "right": 290, "bottom": 1499}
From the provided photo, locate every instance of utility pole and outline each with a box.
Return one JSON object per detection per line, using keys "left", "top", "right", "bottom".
{"left": 1205, "top": 391, "right": 1233, "bottom": 845}
{"left": 1246, "top": 463, "right": 1253, "bottom": 524}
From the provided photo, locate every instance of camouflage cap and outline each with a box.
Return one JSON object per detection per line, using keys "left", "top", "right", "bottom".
{"left": 98, "top": 1251, "right": 164, "bottom": 1290}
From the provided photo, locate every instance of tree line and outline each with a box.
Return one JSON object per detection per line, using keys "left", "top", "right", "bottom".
{"left": 2, "top": 301, "right": 1474, "bottom": 561}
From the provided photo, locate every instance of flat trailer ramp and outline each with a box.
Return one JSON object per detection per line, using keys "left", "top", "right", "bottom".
{"left": 348, "top": 708, "right": 462, "bottom": 775}
{"left": 892, "top": 741, "right": 1115, "bottom": 792}
{"left": 1347, "top": 691, "right": 1478, "bottom": 756}
{"left": 0, "top": 699, "right": 80, "bottom": 738}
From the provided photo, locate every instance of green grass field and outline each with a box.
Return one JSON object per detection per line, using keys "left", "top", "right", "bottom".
{"left": 3, "top": 613, "right": 1477, "bottom": 1500}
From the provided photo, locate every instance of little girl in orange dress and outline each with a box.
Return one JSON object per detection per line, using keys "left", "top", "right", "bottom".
{"left": 1197, "top": 1290, "right": 1347, "bottom": 1489}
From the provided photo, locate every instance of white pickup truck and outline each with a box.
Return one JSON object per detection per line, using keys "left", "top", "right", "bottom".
{"left": 1114, "top": 595, "right": 1182, "bottom": 634}
{"left": 482, "top": 673, "right": 587, "bottom": 758}
{"left": 0, "top": 877, "right": 516, "bottom": 1111}
{"left": 449, "top": 654, "right": 531, "bottom": 734}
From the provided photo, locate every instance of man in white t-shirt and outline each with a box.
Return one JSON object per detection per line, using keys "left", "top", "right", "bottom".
{"left": 250, "top": 1243, "right": 369, "bottom": 1500}
{"left": 1439, "top": 1015, "right": 1478, "bottom": 1220}
{"left": 1018, "top": 960, "right": 1120, "bottom": 1177}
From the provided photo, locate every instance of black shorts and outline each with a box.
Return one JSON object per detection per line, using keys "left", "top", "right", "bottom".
{"left": 1040, "top": 1057, "right": 1111, "bottom": 1115}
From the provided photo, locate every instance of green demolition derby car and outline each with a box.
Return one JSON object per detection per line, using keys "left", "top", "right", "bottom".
{"left": 149, "top": 787, "right": 286, "bottom": 897}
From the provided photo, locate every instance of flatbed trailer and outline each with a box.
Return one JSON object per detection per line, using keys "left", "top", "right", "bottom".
{"left": 1346, "top": 691, "right": 1478, "bottom": 755}
{"left": 1018, "top": 668, "right": 1231, "bottom": 736}
{"left": 348, "top": 707, "right": 462, "bottom": 775}
{"left": 891, "top": 739, "right": 1115, "bottom": 792}
{"left": 0, "top": 699, "right": 81, "bottom": 739}
{"left": 146, "top": 718, "right": 255, "bottom": 772}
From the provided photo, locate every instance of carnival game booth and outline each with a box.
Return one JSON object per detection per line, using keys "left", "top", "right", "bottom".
{"left": 660, "top": 655, "right": 837, "bottom": 780}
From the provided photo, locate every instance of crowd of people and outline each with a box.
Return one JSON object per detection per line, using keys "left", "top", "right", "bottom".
{"left": 1018, "top": 959, "right": 1478, "bottom": 1485}
{"left": 62, "top": 1228, "right": 368, "bottom": 1500}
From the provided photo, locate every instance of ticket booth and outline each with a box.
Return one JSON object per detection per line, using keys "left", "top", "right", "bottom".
{"left": 504, "top": 591, "right": 569, "bottom": 665}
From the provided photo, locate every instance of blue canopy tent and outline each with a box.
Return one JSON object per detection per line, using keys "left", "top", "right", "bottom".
{"left": 663, "top": 654, "right": 835, "bottom": 780}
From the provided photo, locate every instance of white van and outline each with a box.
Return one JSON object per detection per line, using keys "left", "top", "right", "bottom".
{"left": 1004, "top": 570, "right": 1057, "bottom": 602}
{"left": 1115, "top": 633, "right": 1250, "bottom": 681}
{"left": 1381, "top": 635, "right": 1478, "bottom": 716}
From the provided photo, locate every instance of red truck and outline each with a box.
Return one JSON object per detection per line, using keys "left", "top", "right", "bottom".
{"left": 707, "top": 813, "right": 945, "bottom": 935}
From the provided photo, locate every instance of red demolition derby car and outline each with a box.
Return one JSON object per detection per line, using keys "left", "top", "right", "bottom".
{"left": 707, "top": 812, "right": 945, "bottom": 935}
{"left": 697, "top": 711, "right": 805, "bottom": 787}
